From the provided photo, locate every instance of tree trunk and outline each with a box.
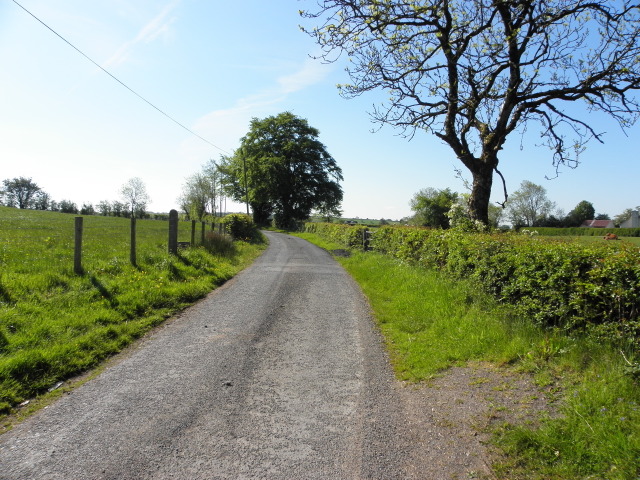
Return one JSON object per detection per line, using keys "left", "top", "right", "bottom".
{"left": 467, "top": 162, "right": 494, "bottom": 225}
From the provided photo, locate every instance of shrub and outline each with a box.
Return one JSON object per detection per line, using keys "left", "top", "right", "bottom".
{"left": 222, "top": 214, "right": 260, "bottom": 242}
{"left": 203, "top": 232, "right": 235, "bottom": 256}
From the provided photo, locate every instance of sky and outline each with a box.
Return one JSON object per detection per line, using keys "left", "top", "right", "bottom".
{"left": 1, "top": 0, "right": 639, "bottom": 221}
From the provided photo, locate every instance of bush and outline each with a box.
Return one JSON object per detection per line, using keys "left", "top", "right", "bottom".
{"left": 222, "top": 214, "right": 261, "bottom": 242}
{"left": 203, "top": 232, "right": 235, "bottom": 256}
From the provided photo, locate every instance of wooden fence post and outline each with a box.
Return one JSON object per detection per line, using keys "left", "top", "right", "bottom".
{"left": 74, "top": 216, "right": 83, "bottom": 274}
{"left": 168, "top": 210, "right": 178, "bottom": 254}
{"left": 191, "top": 220, "right": 196, "bottom": 246}
{"left": 130, "top": 217, "right": 137, "bottom": 266}
{"left": 201, "top": 221, "right": 205, "bottom": 245}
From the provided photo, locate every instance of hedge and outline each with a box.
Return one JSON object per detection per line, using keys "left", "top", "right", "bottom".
{"left": 306, "top": 223, "right": 640, "bottom": 346}
{"left": 303, "top": 222, "right": 369, "bottom": 250}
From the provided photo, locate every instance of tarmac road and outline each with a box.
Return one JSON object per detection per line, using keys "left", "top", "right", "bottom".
{"left": 0, "top": 231, "right": 427, "bottom": 479}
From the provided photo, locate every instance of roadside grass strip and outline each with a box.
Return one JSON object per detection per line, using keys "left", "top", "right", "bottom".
{"left": 296, "top": 232, "right": 640, "bottom": 480}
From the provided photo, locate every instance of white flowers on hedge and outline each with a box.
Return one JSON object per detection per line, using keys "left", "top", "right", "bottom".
{"left": 446, "top": 197, "right": 488, "bottom": 232}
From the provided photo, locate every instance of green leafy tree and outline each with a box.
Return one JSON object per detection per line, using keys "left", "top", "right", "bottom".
{"left": 178, "top": 160, "right": 221, "bottom": 221}
{"left": 97, "top": 200, "right": 112, "bottom": 216}
{"left": 33, "top": 191, "right": 52, "bottom": 211}
{"left": 410, "top": 187, "right": 458, "bottom": 228}
{"left": 565, "top": 200, "right": 596, "bottom": 227}
{"left": 1, "top": 177, "right": 41, "bottom": 209}
{"left": 220, "top": 112, "right": 343, "bottom": 229}
{"left": 58, "top": 199, "right": 78, "bottom": 214}
{"left": 614, "top": 207, "right": 640, "bottom": 226}
{"left": 80, "top": 203, "right": 95, "bottom": 216}
{"left": 303, "top": 1, "right": 640, "bottom": 224}
{"left": 506, "top": 181, "right": 556, "bottom": 227}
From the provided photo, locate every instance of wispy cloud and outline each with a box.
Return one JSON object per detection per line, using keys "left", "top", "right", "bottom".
{"left": 103, "top": 0, "right": 180, "bottom": 68}
{"left": 187, "top": 59, "right": 335, "bottom": 156}
{"left": 277, "top": 58, "right": 332, "bottom": 94}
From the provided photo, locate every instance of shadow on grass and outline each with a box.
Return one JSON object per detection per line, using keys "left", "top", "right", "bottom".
{"left": 89, "top": 275, "right": 118, "bottom": 308}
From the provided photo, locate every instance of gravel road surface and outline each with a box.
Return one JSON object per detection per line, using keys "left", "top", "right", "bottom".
{"left": 0, "top": 232, "right": 497, "bottom": 479}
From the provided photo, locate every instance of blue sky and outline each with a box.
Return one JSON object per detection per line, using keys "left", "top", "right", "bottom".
{"left": 1, "top": 0, "right": 638, "bottom": 220}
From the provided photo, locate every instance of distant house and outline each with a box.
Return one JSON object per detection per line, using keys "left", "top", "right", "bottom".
{"left": 621, "top": 211, "right": 640, "bottom": 229}
{"left": 581, "top": 219, "right": 615, "bottom": 228}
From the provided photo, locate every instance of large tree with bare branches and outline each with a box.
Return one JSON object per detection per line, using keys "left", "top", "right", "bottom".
{"left": 302, "top": 0, "right": 640, "bottom": 224}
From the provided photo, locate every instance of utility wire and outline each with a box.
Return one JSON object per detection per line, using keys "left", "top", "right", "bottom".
{"left": 11, "top": 0, "right": 230, "bottom": 155}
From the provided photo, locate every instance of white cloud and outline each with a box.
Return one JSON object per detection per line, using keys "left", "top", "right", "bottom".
{"left": 277, "top": 58, "right": 332, "bottom": 94}
{"left": 103, "top": 0, "right": 180, "bottom": 68}
{"left": 185, "top": 59, "right": 335, "bottom": 158}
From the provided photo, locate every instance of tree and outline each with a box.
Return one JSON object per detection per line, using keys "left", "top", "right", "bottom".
{"left": 303, "top": 1, "right": 640, "bottom": 224}
{"left": 614, "top": 207, "right": 640, "bottom": 226}
{"left": 33, "top": 191, "right": 52, "bottom": 211}
{"left": 220, "top": 112, "right": 343, "bottom": 229}
{"left": 1, "top": 177, "right": 41, "bottom": 209}
{"left": 120, "top": 177, "right": 151, "bottom": 219}
{"left": 58, "top": 199, "right": 78, "bottom": 214}
{"left": 80, "top": 203, "right": 95, "bottom": 216}
{"left": 178, "top": 160, "right": 221, "bottom": 221}
{"left": 410, "top": 187, "right": 458, "bottom": 228}
{"left": 97, "top": 200, "right": 112, "bottom": 216}
{"left": 506, "top": 180, "right": 555, "bottom": 227}
{"left": 565, "top": 200, "right": 595, "bottom": 227}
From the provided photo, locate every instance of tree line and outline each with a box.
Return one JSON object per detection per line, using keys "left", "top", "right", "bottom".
{"left": 1, "top": 177, "right": 153, "bottom": 219}
{"left": 409, "top": 180, "right": 636, "bottom": 229}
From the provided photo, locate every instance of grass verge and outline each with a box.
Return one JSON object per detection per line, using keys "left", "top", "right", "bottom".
{"left": 0, "top": 208, "right": 266, "bottom": 418}
{"left": 296, "top": 231, "right": 640, "bottom": 480}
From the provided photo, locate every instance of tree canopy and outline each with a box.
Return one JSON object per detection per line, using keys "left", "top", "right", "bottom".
{"left": 220, "top": 112, "right": 343, "bottom": 229}
{"left": 1, "top": 177, "right": 41, "bottom": 209}
{"left": 410, "top": 187, "right": 458, "bottom": 228}
{"left": 120, "top": 177, "right": 151, "bottom": 219}
{"left": 302, "top": 0, "right": 640, "bottom": 224}
{"left": 506, "top": 180, "right": 555, "bottom": 227}
{"left": 565, "top": 200, "right": 596, "bottom": 226}
{"left": 178, "top": 159, "right": 221, "bottom": 221}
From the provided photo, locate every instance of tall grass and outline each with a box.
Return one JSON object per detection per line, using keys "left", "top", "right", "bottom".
{"left": 0, "top": 207, "right": 266, "bottom": 413}
{"left": 296, "top": 232, "right": 640, "bottom": 480}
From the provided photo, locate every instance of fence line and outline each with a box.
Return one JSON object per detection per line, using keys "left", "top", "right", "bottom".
{"left": 2, "top": 209, "right": 228, "bottom": 274}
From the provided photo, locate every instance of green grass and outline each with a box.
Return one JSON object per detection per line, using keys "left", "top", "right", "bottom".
{"left": 296, "top": 231, "right": 640, "bottom": 480}
{"left": 0, "top": 207, "right": 266, "bottom": 414}
{"left": 549, "top": 235, "right": 640, "bottom": 247}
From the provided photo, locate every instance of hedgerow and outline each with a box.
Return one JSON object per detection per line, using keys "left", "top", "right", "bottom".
{"left": 303, "top": 222, "right": 368, "bottom": 250}
{"left": 306, "top": 223, "right": 640, "bottom": 346}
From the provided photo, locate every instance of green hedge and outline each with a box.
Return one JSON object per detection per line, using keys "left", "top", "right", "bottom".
{"left": 222, "top": 214, "right": 261, "bottom": 242}
{"left": 530, "top": 227, "right": 640, "bottom": 237}
{"left": 304, "top": 222, "right": 369, "bottom": 250}
{"left": 308, "top": 223, "right": 640, "bottom": 346}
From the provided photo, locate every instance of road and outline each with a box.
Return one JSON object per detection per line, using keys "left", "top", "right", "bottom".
{"left": 0, "top": 232, "right": 483, "bottom": 479}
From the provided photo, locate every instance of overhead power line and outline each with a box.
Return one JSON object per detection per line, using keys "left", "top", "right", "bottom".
{"left": 11, "top": 0, "right": 229, "bottom": 155}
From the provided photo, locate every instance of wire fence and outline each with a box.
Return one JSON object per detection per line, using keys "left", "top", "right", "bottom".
{"left": 0, "top": 210, "right": 225, "bottom": 275}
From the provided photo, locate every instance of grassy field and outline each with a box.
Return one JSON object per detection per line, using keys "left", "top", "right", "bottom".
{"left": 295, "top": 231, "right": 640, "bottom": 480}
{"left": 0, "top": 206, "right": 266, "bottom": 414}
{"left": 558, "top": 235, "right": 640, "bottom": 247}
